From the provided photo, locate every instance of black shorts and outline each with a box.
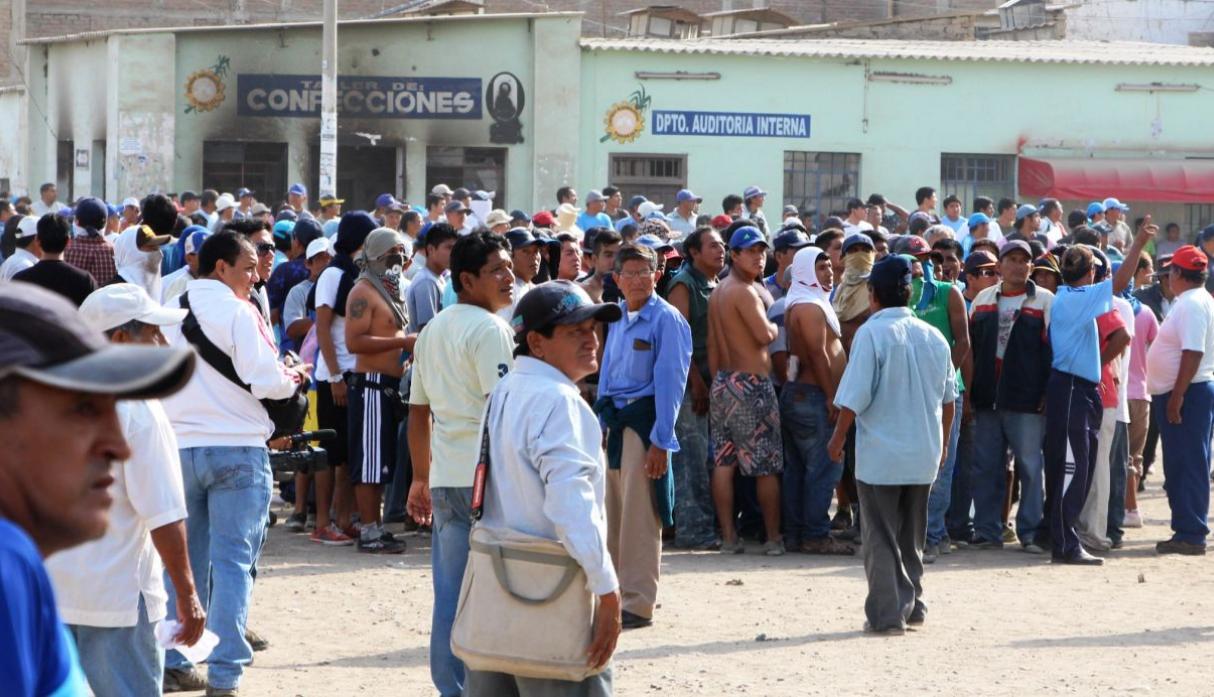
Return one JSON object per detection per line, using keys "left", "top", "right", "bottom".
{"left": 316, "top": 377, "right": 349, "bottom": 467}
{"left": 347, "top": 372, "right": 400, "bottom": 486}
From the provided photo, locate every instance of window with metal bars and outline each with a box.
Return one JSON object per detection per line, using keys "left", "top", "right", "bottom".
{"left": 940, "top": 153, "right": 1015, "bottom": 210}
{"left": 782, "top": 151, "right": 860, "bottom": 231}
{"left": 608, "top": 154, "right": 687, "bottom": 210}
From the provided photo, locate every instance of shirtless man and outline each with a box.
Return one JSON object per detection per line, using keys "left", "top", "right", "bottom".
{"left": 345, "top": 229, "right": 417, "bottom": 553}
{"left": 782, "top": 247, "right": 852, "bottom": 555}
{"left": 707, "top": 225, "right": 783, "bottom": 555}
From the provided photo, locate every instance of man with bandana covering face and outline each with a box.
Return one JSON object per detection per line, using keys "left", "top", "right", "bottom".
{"left": 344, "top": 228, "right": 417, "bottom": 553}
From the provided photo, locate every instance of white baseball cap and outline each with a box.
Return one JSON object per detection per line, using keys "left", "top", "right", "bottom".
{"left": 215, "top": 194, "right": 237, "bottom": 212}
{"left": 305, "top": 236, "right": 333, "bottom": 260}
{"left": 430, "top": 184, "right": 453, "bottom": 197}
{"left": 122, "top": 197, "right": 140, "bottom": 210}
{"left": 638, "top": 201, "right": 665, "bottom": 218}
{"left": 15, "top": 215, "right": 39, "bottom": 240}
{"left": 79, "top": 283, "right": 188, "bottom": 334}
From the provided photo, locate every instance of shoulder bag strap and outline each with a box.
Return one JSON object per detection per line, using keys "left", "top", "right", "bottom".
{"left": 179, "top": 292, "right": 253, "bottom": 394}
{"left": 470, "top": 396, "right": 492, "bottom": 521}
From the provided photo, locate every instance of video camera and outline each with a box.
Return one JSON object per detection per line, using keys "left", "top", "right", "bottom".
{"left": 268, "top": 429, "right": 335, "bottom": 482}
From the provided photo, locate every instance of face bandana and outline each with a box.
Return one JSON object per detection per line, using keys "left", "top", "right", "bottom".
{"left": 357, "top": 228, "right": 410, "bottom": 329}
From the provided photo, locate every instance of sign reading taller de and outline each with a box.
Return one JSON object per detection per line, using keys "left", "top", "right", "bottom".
{"left": 237, "top": 74, "right": 483, "bottom": 119}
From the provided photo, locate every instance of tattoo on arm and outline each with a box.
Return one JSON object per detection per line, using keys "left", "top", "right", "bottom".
{"left": 349, "top": 297, "right": 368, "bottom": 319}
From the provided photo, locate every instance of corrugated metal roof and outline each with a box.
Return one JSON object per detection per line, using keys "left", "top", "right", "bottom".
{"left": 580, "top": 37, "right": 1214, "bottom": 67}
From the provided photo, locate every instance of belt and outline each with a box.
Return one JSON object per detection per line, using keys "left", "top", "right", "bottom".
{"left": 346, "top": 373, "right": 404, "bottom": 399}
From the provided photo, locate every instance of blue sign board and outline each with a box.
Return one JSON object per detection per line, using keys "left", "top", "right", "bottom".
{"left": 652, "top": 110, "right": 810, "bottom": 138}
{"left": 237, "top": 74, "right": 482, "bottom": 119}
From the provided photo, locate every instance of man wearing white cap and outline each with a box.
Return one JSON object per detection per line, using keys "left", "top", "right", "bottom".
{"left": 121, "top": 198, "right": 141, "bottom": 229}
{"left": 0, "top": 214, "right": 42, "bottom": 281}
{"left": 46, "top": 284, "right": 207, "bottom": 696}
{"left": 210, "top": 194, "right": 238, "bottom": 233}
{"left": 160, "top": 227, "right": 210, "bottom": 306}
{"left": 282, "top": 237, "right": 333, "bottom": 351}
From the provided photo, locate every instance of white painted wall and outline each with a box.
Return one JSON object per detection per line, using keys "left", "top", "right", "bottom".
{"left": 1065, "top": 0, "right": 1214, "bottom": 45}
{"left": 0, "top": 88, "right": 26, "bottom": 195}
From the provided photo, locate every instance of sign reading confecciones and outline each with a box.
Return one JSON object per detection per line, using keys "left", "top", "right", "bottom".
{"left": 237, "top": 74, "right": 482, "bottom": 119}
{"left": 652, "top": 110, "right": 810, "bottom": 138}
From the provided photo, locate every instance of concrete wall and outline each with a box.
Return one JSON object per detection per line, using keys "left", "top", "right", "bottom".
{"left": 0, "top": 88, "right": 26, "bottom": 193}
{"left": 579, "top": 47, "right": 1214, "bottom": 224}
{"left": 1065, "top": 0, "right": 1214, "bottom": 45}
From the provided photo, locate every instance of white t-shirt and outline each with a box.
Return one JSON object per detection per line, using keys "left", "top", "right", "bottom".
{"left": 842, "top": 220, "right": 873, "bottom": 236}
{"left": 46, "top": 400, "right": 187, "bottom": 627}
{"left": 996, "top": 292, "right": 1027, "bottom": 360}
{"left": 409, "top": 303, "right": 515, "bottom": 488}
{"left": 314, "top": 266, "right": 356, "bottom": 381}
{"left": 1147, "top": 287, "right": 1214, "bottom": 396}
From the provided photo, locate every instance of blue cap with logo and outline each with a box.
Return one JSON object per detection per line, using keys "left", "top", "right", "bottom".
{"left": 510, "top": 280, "right": 623, "bottom": 340}
{"left": 729, "top": 225, "right": 767, "bottom": 250}
{"left": 1086, "top": 201, "right": 1106, "bottom": 218}
{"left": 636, "top": 234, "right": 674, "bottom": 252}
{"left": 967, "top": 212, "right": 991, "bottom": 229}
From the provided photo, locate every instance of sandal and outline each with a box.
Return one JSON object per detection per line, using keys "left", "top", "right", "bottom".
{"left": 799, "top": 537, "right": 856, "bottom": 556}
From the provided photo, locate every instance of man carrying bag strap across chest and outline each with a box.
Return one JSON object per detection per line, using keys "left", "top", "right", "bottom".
{"left": 452, "top": 281, "right": 624, "bottom": 696}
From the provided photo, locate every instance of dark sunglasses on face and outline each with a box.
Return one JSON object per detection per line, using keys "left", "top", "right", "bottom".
{"left": 975, "top": 269, "right": 998, "bottom": 278}
{"left": 256, "top": 243, "right": 276, "bottom": 256}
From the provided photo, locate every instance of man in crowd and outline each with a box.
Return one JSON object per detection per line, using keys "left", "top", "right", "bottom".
{"left": 1099, "top": 198, "right": 1133, "bottom": 251}
{"left": 0, "top": 214, "right": 41, "bottom": 280}
{"left": 267, "top": 218, "right": 323, "bottom": 348}
{"left": 596, "top": 243, "right": 691, "bottom": 630}
{"left": 345, "top": 229, "right": 415, "bottom": 554}
{"left": 445, "top": 200, "right": 472, "bottom": 236}
{"left": 287, "top": 183, "right": 312, "bottom": 220}
{"left": 160, "top": 230, "right": 309, "bottom": 694}
{"left": 708, "top": 226, "right": 783, "bottom": 555}
{"left": 602, "top": 185, "right": 625, "bottom": 220}
{"left": 940, "top": 195, "right": 968, "bottom": 237}
{"left": 48, "top": 284, "right": 205, "bottom": 695}
{"left": 765, "top": 228, "right": 813, "bottom": 301}
{"left": 555, "top": 232, "right": 583, "bottom": 281}
{"left": 121, "top": 197, "right": 141, "bottom": 228}
{"left": 1007, "top": 204, "right": 1050, "bottom": 247}
{"left": 31, "top": 182, "right": 67, "bottom": 216}
{"left": 408, "top": 231, "right": 516, "bottom": 697}
{"left": 741, "top": 186, "right": 769, "bottom": 238}
{"left": 912, "top": 186, "right": 939, "bottom": 226}
{"left": 829, "top": 254, "right": 957, "bottom": 634}
{"left": 557, "top": 186, "right": 578, "bottom": 208}
{"left": 668, "top": 189, "right": 702, "bottom": 238}
{"left": 722, "top": 194, "right": 743, "bottom": 220}
{"left": 504, "top": 227, "right": 542, "bottom": 315}
{"left": 66, "top": 197, "right": 118, "bottom": 285}
{"left": 930, "top": 239, "right": 964, "bottom": 283}
{"left": 580, "top": 229, "right": 622, "bottom": 303}
{"left": 233, "top": 188, "right": 255, "bottom": 220}
{"left": 1146, "top": 245, "right": 1214, "bottom": 555}
{"left": 968, "top": 240, "right": 1054, "bottom": 553}
{"left": 12, "top": 213, "right": 96, "bottom": 306}
{"left": 161, "top": 227, "right": 210, "bottom": 305}
{"left": 782, "top": 246, "right": 852, "bottom": 555}
{"left": 842, "top": 198, "right": 873, "bottom": 235}
{"left": 211, "top": 194, "right": 238, "bottom": 233}
{"left": 0, "top": 283, "right": 194, "bottom": 696}
{"left": 406, "top": 223, "right": 457, "bottom": 333}
{"left": 577, "top": 190, "right": 613, "bottom": 233}
{"left": 665, "top": 227, "right": 727, "bottom": 550}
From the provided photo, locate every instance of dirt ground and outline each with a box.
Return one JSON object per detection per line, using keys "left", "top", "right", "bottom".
{"left": 179, "top": 479, "right": 1214, "bottom": 697}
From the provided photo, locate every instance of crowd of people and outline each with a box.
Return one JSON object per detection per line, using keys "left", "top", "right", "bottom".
{"left": 1, "top": 176, "right": 1213, "bottom": 697}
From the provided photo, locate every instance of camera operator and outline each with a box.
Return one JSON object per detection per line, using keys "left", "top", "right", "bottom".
{"left": 159, "top": 230, "right": 309, "bottom": 695}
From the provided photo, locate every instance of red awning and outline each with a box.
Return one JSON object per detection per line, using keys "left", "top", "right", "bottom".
{"left": 1018, "top": 157, "right": 1214, "bottom": 203}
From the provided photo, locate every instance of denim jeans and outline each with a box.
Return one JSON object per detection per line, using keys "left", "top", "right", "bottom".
{"left": 1107, "top": 420, "right": 1129, "bottom": 545}
{"left": 69, "top": 595, "right": 162, "bottom": 697}
{"left": 973, "top": 410, "right": 1047, "bottom": 545}
{"left": 946, "top": 411, "right": 976, "bottom": 542}
{"left": 925, "top": 396, "right": 963, "bottom": 546}
{"left": 779, "top": 383, "right": 842, "bottom": 544}
{"left": 671, "top": 388, "right": 716, "bottom": 548}
{"left": 384, "top": 415, "right": 413, "bottom": 521}
{"left": 431, "top": 486, "right": 473, "bottom": 697}
{"left": 164, "top": 446, "right": 271, "bottom": 691}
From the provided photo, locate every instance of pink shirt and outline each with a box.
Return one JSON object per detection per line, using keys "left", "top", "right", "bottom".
{"left": 1127, "top": 306, "right": 1159, "bottom": 401}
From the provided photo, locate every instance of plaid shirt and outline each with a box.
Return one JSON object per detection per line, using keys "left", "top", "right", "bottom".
{"left": 65, "top": 234, "right": 117, "bottom": 286}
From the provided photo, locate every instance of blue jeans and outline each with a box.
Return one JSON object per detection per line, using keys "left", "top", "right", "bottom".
{"left": 164, "top": 446, "right": 271, "bottom": 690}
{"left": 1154, "top": 383, "right": 1214, "bottom": 545}
{"left": 779, "top": 383, "right": 842, "bottom": 544}
{"left": 947, "top": 411, "right": 976, "bottom": 542}
{"left": 431, "top": 486, "right": 473, "bottom": 697}
{"left": 69, "top": 595, "right": 162, "bottom": 697}
{"left": 972, "top": 410, "right": 1046, "bottom": 545}
{"left": 384, "top": 415, "right": 412, "bottom": 520}
{"left": 926, "top": 396, "right": 963, "bottom": 546}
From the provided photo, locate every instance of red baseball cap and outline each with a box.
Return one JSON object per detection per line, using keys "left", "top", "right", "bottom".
{"left": 905, "top": 235, "right": 931, "bottom": 258}
{"left": 531, "top": 210, "right": 555, "bottom": 228}
{"left": 1172, "top": 245, "right": 1208, "bottom": 272}
{"left": 710, "top": 214, "right": 733, "bottom": 230}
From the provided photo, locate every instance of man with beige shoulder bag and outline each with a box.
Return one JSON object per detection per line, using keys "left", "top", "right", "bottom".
{"left": 451, "top": 281, "right": 623, "bottom": 696}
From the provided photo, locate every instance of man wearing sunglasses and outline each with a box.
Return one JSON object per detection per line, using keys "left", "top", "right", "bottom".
{"left": 966, "top": 240, "right": 1055, "bottom": 554}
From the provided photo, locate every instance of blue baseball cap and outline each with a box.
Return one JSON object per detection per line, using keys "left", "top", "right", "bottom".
{"left": 841, "top": 232, "right": 875, "bottom": 255}
{"left": 1102, "top": 197, "right": 1129, "bottom": 212}
{"left": 288, "top": 183, "right": 307, "bottom": 197}
{"left": 236, "top": 187, "right": 254, "bottom": 199}
{"left": 272, "top": 219, "right": 295, "bottom": 240}
{"left": 867, "top": 254, "right": 912, "bottom": 291}
{"left": 743, "top": 185, "right": 766, "bottom": 201}
{"left": 676, "top": 189, "right": 702, "bottom": 203}
{"left": 375, "top": 193, "right": 398, "bottom": 209}
{"left": 636, "top": 234, "right": 674, "bottom": 252}
{"left": 729, "top": 225, "right": 767, "bottom": 250}
{"left": 510, "top": 209, "right": 530, "bottom": 224}
{"left": 627, "top": 195, "right": 648, "bottom": 211}
{"left": 505, "top": 227, "right": 541, "bottom": 250}
{"left": 967, "top": 212, "right": 991, "bottom": 229}
{"left": 1086, "top": 201, "right": 1105, "bottom": 217}
{"left": 106, "top": 204, "right": 121, "bottom": 218}
{"left": 183, "top": 227, "right": 211, "bottom": 255}
{"left": 773, "top": 229, "right": 812, "bottom": 252}
{"left": 73, "top": 197, "right": 108, "bottom": 230}
{"left": 1014, "top": 204, "right": 1038, "bottom": 222}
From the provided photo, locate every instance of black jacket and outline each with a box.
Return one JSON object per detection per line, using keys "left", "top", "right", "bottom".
{"left": 1133, "top": 284, "right": 1167, "bottom": 324}
{"left": 969, "top": 281, "right": 1052, "bottom": 413}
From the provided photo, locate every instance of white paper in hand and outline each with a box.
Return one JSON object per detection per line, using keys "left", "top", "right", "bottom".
{"left": 155, "top": 620, "right": 219, "bottom": 663}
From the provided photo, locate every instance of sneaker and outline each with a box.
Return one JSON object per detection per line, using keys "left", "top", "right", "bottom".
{"left": 341, "top": 522, "right": 360, "bottom": 539}
{"left": 284, "top": 512, "right": 306, "bottom": 533}
{"left": 938, "top": 536, "right": 953, "bottom": 555}
{"left": 358, "top": 533, "right": 407, "bottom": 554}
{"left": 310, "top": 523, "right": 354, "bottom": 546}
{"left": 1156, "top": 539, "right": 1206, "bottom": 556}
{"left": 763, "top": 539, "right": 785, "bottom": 557}
{"left": 720, "top": 538, "right": 745, "bottom": 555}
{"left": 1021, "top": 542, "right": 1046, "bottom": 555}
{"left": 163, "top": 667, "right": 208, "bottom": 692}
{"left": 245, "top": 627, "right": 268, "bottom": 652}
{"left": 1124, "top": 509, "right": 1143, "bottom": 528}
{"left": 305, "top": 512, "right": 316, "bottom": 530}
{"left": 922, "top": 543, "right": 938, "bottom": 564}
{"left": 1001, "top": 526, "right": 1017, "bottom": 543}
{"left": 971, "top": 538, "right": 1004, "bottom": 550}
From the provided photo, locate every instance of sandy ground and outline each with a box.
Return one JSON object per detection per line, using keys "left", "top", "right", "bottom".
{"left": 177, "top": 479, "right": 1214, "bottom": 697}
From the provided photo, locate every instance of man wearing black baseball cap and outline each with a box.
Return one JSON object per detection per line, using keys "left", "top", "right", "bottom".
{"left": 0, "top": 283, "right": 195, "bottom": 696}
{"left": 828, "top": 255, "right": 958, "bottom": 634}
{"left": 765, "top": 228, "right": 812, "bottom": 301}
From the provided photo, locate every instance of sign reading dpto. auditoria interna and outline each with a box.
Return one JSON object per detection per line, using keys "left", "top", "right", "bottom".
{"left": 237, "top": 75, "right": 483, "bottom": 119}
{"left": 652, "top": 110, "right": 811, "bottom": 138}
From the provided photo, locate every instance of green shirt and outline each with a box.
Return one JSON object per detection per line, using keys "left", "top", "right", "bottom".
{"left": 665, "top": 264, "right": 715, "bottom": 386}
{"left": 912, "top": 276, "right": 964, "bottom": 393}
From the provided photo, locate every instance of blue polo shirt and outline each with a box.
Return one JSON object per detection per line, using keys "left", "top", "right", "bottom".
{"left": 1049, "top": 278, "right": 1114, "bottom": 384}
{"left": 577, "top": 211, "right": 612, "bottom": 233}
{"left": 0, "top": 518, "right": 89, "bottom": 697}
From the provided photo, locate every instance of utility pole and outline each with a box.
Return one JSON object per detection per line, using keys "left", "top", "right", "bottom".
{"left": 319, "top": 0, "right": 338, "bottom": 198}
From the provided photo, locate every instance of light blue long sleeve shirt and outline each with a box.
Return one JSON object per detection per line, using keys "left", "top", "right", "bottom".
{"left": 596, "top": 293, "right": 692, "bottom": 452}
{"left": 834, "top": 306, "right": 959, "bottom": 486}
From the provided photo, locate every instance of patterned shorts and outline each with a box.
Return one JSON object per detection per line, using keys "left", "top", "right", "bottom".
{"left": 709, "top": 370, "right": 783, "bottom": 477}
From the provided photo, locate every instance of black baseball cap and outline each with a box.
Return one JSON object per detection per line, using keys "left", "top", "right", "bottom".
{"left": 0, "top": 283, "right": 195, "bottom": 399}
{"left": 510, "top": 281, "right": 622, "bottom": 341}
{"left": 867, "top": 255, "right": 912, "bottom": 291}
{"left": 505, "top": 227, "right": 541, "bottom": 250}
{"left": 772, "top": 229, "right": 812, "bottom": 252}
{"left": 444, "top": 200, "right": 470, "bottom": 214}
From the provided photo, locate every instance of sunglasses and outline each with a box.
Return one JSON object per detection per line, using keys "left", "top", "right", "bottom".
{"left": 974, "top": 269, "right": 998, "bottom": 278}
{"left": 256, "top": 243, "right": 276, "bottom": 256}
